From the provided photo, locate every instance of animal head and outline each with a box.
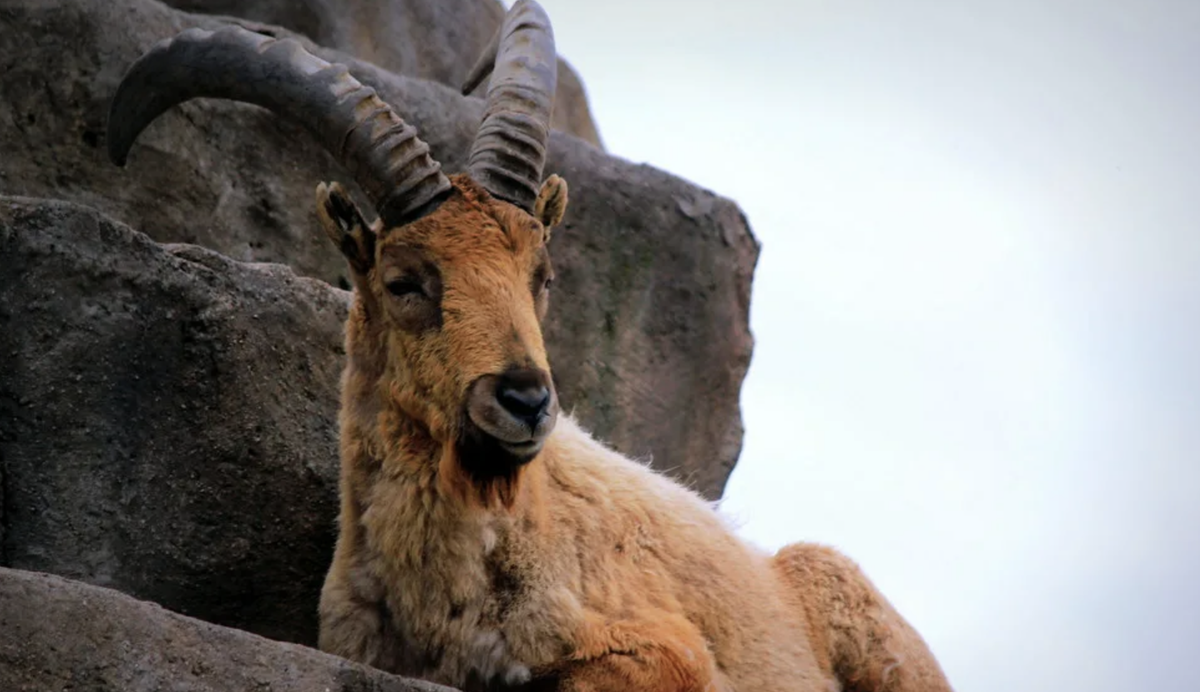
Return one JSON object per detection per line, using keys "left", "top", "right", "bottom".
{"left": 314, "top": 172, "right": 568, "bottom": 483}
{"left": 107, "top": 1, "right": 571, "bottom": 488}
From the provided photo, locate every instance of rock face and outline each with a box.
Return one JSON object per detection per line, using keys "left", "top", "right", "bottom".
{"left": 0, "top": 567, "right": 456, "bottom": 692}
{"left": 159, "top": 0, "right": 606, "bottom": 149}
{"left": 0, "top": 0, "right": 759, "bottom": 500}
{"left": 0, "top": 196, "right": 347, "bottom": 645}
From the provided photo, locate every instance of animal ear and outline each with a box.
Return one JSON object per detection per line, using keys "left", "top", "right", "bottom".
{"left": 315, "top": 181, "right": 376, "bottom": 275}
{"left": 534, "top": 174, "right": 568, "bottom": 236}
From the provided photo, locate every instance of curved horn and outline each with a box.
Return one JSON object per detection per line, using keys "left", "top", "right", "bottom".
{"left": 108, "top": 25, "right": 452, "bottom": 227}
{"left": 461, "top": 0, "right": 557, "bottom": 212}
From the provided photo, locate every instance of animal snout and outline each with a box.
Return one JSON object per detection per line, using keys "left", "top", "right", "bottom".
{"left": 465, "top": 367, "right": 559, "bottom": 453}
{"left": 496, "top": 371, "right": 552, "bottom": 430}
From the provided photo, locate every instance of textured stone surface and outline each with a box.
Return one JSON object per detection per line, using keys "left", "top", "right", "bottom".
{"left": 0, "top": 0, "right": 759, "bottom": 499}
{"left": 0, "top": 196, "right": 348, "bottom": 645}
{"left": 160, "top": 0, "right": 606, "bottom": 148}
{"left": 0, "top": 567, "right": 457, "bottom": 692}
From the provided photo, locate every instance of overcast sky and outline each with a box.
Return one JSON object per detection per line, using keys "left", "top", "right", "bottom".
{"left": 525, "top": 0, "right": 1200, "bottom": 690}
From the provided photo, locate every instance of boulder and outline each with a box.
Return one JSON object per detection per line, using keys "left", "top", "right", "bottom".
{"left": 159, "top": 0, "right": 606, "bottom": 149}
{"left": 0, "top": 567, "right": 456, "bottom": 692}
{"left": 0, "top": 196, "right": 347, "bottom": 645}
{"left": 0, "top": 0, "right": 758, "bottom": 500}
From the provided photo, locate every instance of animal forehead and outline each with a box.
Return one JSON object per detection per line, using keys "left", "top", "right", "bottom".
{"left": 378, "top": 206, "right": 544, "bottom": 271}
{"left": 377, "top": 230, "right": 543, "bottom": 278}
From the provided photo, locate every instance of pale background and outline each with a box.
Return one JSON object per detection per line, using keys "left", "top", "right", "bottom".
{"left": 518, "top": 1, "right": 1200, "bottom": 689}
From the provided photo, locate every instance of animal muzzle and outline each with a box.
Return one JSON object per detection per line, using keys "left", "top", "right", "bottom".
{"left": 466, "top": 367, "right": 558, "bottom": 457}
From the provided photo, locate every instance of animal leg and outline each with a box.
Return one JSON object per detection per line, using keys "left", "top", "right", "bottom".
{"left": 317, "top": 547, "right": 392, "bottom": 669}
{"left": 552, "top": 611, "right": 724, "bottom": 692}
{"left": 773, "top": 543, "right": 954, "bottom": 692}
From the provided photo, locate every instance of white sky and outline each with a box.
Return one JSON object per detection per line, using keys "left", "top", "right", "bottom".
{"left": 524, "top": 1, "right": 1200, "bottom": 689}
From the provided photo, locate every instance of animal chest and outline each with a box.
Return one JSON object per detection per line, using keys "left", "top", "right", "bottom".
{"left": 380, "top": 521, "right": 568, "bottom": 691}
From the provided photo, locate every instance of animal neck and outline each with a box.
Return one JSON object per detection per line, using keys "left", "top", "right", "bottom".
{"left": 437, "top": 437, "right": 545, "bottom": 513}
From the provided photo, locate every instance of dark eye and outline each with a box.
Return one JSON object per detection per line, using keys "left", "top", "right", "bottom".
{"left": 386, "top": 279, "right": 426, "bottom": 298}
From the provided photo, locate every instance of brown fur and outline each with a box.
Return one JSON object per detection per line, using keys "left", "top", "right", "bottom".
{"left": 315, "top": 173, "right": 955, "bottom": 692}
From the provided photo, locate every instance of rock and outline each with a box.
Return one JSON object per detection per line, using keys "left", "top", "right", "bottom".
{"left": 0, "top": 196, "right": 348, "bottom": 645}
{"left": 0, "top": 0, "right": 758, "bottom": 500}
{"left": 0, "top": 567, "right": 457, "bottom": 692}
{"left": 158, "top": 0, "right": 605, "bottom": 149}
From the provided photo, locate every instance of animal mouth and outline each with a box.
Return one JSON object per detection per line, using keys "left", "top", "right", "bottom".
{"left": 498, "top": 437, "right": 543, "bottom": 454}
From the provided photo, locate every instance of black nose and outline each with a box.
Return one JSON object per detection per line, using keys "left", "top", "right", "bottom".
{"left": 496, "top": 371, "right": 551, "bottom": 430}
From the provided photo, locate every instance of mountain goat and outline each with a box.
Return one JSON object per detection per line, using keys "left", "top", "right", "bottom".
{"left": 107, "top": 2, "right": 955, "bottom": 690}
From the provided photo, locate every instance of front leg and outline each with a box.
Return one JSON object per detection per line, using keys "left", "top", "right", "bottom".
{"left": 317, "top": 543, "right": 394, "bottom": 670}
{"left": 552, "top": 611, "right": 723, "bottom": 692}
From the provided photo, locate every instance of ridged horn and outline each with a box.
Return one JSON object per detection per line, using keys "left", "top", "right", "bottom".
{"left": 107, "top": 25, "right": 452, "bottom": 227}
{"left": 461, "top": 0, "right": 557, "bottom": 213}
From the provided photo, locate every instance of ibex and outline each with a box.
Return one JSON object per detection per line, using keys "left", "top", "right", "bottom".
{"left": 107, "top": 2, "right": 955, "bottom": 691}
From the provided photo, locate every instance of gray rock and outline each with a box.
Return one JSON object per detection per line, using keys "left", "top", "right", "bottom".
{"left": 0, "top": 566, "right": 457, "bottom": 692}
{"left": 0, "top": 0, "right": 758, "bottom": 500}
{"left": 0, "top": 196, "right": 348, "bottom": 645}
{"left": 159, "top": 0, "right": 606, "bottom": 149}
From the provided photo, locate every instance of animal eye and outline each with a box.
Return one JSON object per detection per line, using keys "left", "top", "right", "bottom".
{"left": 386, "top": 279, "right": 426, "bottom": 298}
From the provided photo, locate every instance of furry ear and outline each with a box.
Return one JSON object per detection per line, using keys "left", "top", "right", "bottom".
{"left": 315, "top": 181, "right": 376, "bottom": 275}
{"left": 534, "top": 174, "right": 568, "bottom": 236}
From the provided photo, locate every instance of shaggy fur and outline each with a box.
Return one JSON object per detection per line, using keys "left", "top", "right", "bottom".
{"left": 315, "top": 173, "right": 955, "bottom": 692}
